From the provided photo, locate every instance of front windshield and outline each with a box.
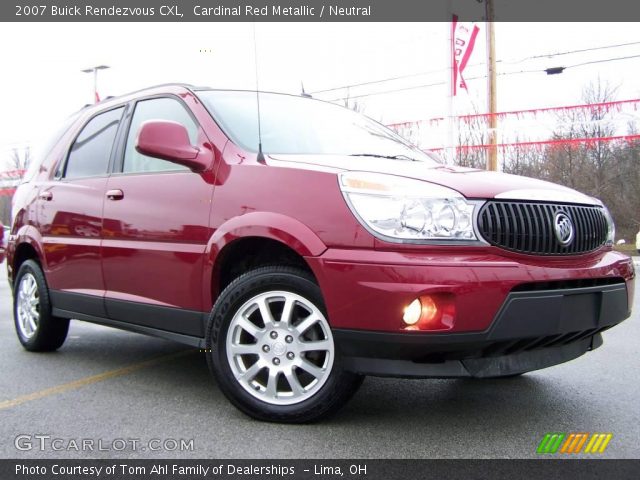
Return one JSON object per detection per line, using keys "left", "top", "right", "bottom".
{"left": 196, "top": 90, "right": 440, "bottom": 164}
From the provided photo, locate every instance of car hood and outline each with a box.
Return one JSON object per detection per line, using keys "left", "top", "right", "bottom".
{"left": 267, "top": 154, "right": 600, "bottom": 205}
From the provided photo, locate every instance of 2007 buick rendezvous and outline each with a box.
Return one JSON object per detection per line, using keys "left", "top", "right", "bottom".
{"left": 6, "top": 84, "right": 634, "bottom": 422}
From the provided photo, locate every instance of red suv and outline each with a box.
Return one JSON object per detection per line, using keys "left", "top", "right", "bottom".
{"left": 6, "top": 84, "right": 634, "bottom": 422}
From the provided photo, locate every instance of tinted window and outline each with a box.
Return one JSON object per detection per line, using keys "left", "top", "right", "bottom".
{"left": 65, "top": 107, "right": 124, "bottom": 179}
{"left": 123, "top": 98, "right": 198, "bottom": 173}
{"left": 23, "top": 112, "right": 81, "bottom": 183}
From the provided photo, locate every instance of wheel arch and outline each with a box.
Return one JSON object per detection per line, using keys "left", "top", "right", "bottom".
{"left": 9, "top": 226, "right": 47, "bottom": 287}
{"left": 204, "top": 212, "right": 327, "bottom": 306}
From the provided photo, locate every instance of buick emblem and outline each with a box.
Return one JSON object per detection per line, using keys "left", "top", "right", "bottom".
{"left": 553, "top": 212, "right": 574, "bottom": 246}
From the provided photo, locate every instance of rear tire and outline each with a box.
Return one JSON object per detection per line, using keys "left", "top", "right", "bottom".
{"left": 206, "top": 266, "right": 364, "bottom": 423}
{"left": 13, "top": 260, "right": 69, "bottom": 352}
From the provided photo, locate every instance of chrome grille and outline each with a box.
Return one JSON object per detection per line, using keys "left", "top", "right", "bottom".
{"left": 477, "top": 201, "right": 608, "bottom": 255}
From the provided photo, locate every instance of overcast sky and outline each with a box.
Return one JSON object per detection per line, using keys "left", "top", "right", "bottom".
{"left": 1, "top": 22, "right": 639, "bottom": 168}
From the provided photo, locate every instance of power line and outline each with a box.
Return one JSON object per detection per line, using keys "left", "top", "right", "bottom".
{"left": 499, "top": 40, "right": 640, "bottom": 65}
{"left": 313, "top": 40, "right": 640, "bottom": 97}
{"left": 568, "top": 53, "right": 640, "bottom": 69}
{"left": 308, "top": 66, "right": 472, "bottom": 95}
{"left": 324, "top": 53, "right": 640, "bottom": 102}
{"left": 498, "top": 53, "right": 640, "bottom": 77}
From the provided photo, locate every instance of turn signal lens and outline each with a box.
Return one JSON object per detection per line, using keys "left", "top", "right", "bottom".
{"left": 420, "top": 296, "right": 438, "bottom": 323}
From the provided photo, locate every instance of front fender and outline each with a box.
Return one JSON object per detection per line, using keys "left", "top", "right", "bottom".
{"left": 207, "top": 211, "right": 327, "bottom": 258}
{"left": 201, "top": 211, "right": 328, "bottom": 305}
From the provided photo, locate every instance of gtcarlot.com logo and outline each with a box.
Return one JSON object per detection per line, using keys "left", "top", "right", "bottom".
{"left": 537, "top": 432, "right": 613, "bottom": 454}
{"left": 15, "top": 435, "right": 195, "bottom": 452}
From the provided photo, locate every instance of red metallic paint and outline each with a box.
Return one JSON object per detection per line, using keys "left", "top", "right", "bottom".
{"left": 38, "top": 177, "right": 107, "bottom": 295}
{"left": 305, "top": 249, "right": 633, "bottom": 333}
{"left": 135, "top": 120, "right": 204, "bottom": 170}
{"left": 268, "top": 153, "right": 584, "bottom": 200}
{"left": 101, "top": 125, "right": 217, "bottom": 311}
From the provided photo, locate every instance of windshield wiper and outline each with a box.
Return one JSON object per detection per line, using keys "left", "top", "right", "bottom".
{"left": 349, "top": 153, "right": 421, "bottom": 162}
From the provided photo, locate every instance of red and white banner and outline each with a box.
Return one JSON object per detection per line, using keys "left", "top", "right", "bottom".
{"left": 0, "top": 169, "right": 25, "bottom": 196}
{"left": 386, "top": 99, "right": 640, "bottom": 130}
{"left": 451, "top": 14, "right": 480, "bottom": 96}
{"left": 427, "top": 134, "right": 640, "bottom": 154}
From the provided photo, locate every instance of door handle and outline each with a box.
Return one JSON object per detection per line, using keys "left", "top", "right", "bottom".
{"left": 106, "top": 189, "right": 124, "bottom": 200}
{"left": 39, "top": 191, "right": 53, "bottom": 201}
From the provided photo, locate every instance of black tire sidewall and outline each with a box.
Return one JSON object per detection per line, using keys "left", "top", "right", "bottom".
{"left": 13, "top": 259, "right": 68, "bottom": 351}
{"left": 14, "top": 260, "right": 44, "bottom": 346}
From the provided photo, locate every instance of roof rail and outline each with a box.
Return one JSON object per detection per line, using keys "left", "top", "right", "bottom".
{"left": 86, "top": 83, "right": 207, "bottom": 109}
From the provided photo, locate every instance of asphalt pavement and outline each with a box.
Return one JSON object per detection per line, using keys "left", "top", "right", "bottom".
{"left": 0, "top": 263, "right": 639, "bottom": 459}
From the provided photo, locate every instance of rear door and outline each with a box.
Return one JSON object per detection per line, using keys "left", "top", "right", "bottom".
{"left": 101, "top": 96, "right": 214, "bottom": 337}
{"left": 39, "top": 106, "right": 125, "bottom": 317}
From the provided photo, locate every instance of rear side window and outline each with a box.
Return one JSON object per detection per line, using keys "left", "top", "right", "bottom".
{"left": 64, "top": 107, "right": 124, "bottom": 179}
{"left": 22, "top": 112, "right": 81, "bottom": 183}
{"left": 123, "top": 97, "right": 198, "bottom": 174}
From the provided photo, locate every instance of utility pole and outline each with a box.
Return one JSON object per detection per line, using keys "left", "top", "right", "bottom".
{"left": 81, "top": 65, "right": 109, "bottom": 103}
{"left": 446, "top": 7, "right": 456, "bottom": 166}
{"left": 485, "top": 0, "right": 498, "bottom": 171}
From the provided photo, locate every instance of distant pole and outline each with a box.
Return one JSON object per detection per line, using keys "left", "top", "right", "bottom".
{"left": 81, "top": 65, "right": 109, "bottom": 103}
{"left": 485, "top": 0, "right": 498, "bottom": 171}
{"left": 446, "top": 5, "right": 456, "bottom": 166}
{"left": 92, "top": 69, "right": 98, "bottom": 100}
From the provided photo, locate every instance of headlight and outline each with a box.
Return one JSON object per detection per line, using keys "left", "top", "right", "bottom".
{"left": 603, "top": 206, "right": 615, "bottom": 245}
{"left": 339, "top": 172, "right": 479, "bottom": 242}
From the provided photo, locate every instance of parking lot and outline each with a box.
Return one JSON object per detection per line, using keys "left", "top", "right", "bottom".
{"left": 0, "top": 263, "right": 639, "bottom": 459}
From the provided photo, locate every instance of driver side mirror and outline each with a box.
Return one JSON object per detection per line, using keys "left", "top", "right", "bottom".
{"left": 135, "top": 120, "right": 209, "bottom": 172}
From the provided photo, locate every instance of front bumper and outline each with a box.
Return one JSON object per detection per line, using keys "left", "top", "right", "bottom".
{"left": 339, "top": 335, "right": 603, "bottom": 378}
{"left": 306, "top": 249, "right": 634, "bottom": 378}
{"left": 334, "top": 283, "right": 627, "bottom": 377}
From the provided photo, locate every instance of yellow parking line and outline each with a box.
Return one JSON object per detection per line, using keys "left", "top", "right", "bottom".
{"left": 0, "top": 349, "right": 196, "bottom": 411}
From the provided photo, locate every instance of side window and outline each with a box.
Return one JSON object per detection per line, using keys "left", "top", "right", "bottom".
{"left": 24, "top": 112, "right": 81, "bottom": 183}
{"left": 123, "top": 98, "right": 199, "bottom": 174}
{"left": 64, "top": 107, "right": 124, "bottom": 179}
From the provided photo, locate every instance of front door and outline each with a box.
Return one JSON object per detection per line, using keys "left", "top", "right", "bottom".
{"left": 101, "top": 96, "right": 214, "bottom": 337}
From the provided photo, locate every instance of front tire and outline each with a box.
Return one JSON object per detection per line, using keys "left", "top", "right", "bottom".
{"left": 13, "top": 259, "right": 69, "bottom": 352}
{"left": 206, "top": 266, "right": 363, "bottom": 423}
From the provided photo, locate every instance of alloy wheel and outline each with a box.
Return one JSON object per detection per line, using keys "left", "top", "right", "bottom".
{"left": 225, "top": 290, "right": 335, "bottom": 406}
{"left": 16, "top": 273, "right": 40, "bottom": 339}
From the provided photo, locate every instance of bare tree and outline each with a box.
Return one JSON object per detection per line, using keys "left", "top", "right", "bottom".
{"left": 335, "top": 87, "right": 367, "bottom": 114}
{"left": 578, "top": 79, "right": 618, "bottom": 196}
{"left": 9, "top": 146, "right": 31, "bottom": 172}
{"left": 546, "top": 80, "right": 618, "bottom": 193}
{"left": 502, "top": 137, "right": 546, "bottom": 178}
{"left": 454, "top": 116, "right": 487, "bottom": 169}
{"left": 538, "top": 79, "right": 640, "bottom": 240}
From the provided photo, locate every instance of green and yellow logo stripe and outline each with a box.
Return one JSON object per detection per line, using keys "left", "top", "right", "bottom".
{"left": 537, "top": 433, "right": 612, "bottom": 454}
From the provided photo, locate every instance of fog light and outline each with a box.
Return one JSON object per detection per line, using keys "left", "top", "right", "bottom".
{"left": 403, "top": 298, "right": 422, "bottom": 325}
{"left": 402, "top": 294, "right": 453, "bottom": 331}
